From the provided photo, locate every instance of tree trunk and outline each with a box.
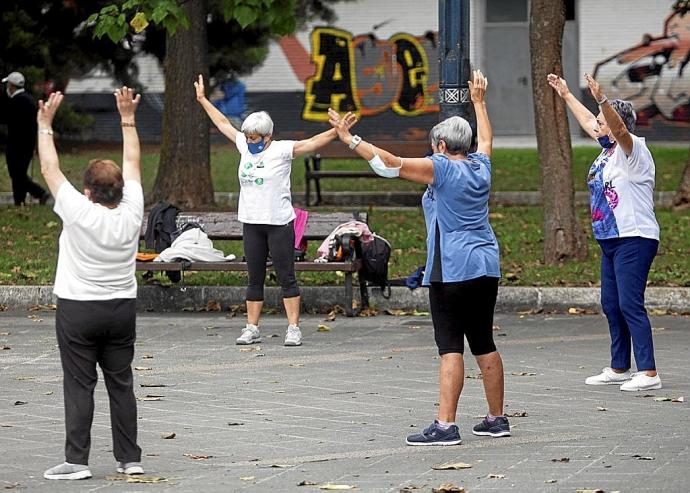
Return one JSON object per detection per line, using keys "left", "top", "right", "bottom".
{"left": 529, "top": 0, "right": 587, "bottom": 264}
{"left": 151, "top": 0, "right": 214, "bottom": 208}
{"left": 671, "top": 146, "right": 690, "bottom": 212}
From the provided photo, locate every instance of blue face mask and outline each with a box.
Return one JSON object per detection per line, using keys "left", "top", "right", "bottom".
{"left": 597, "top": 135, "right": 615, "bottom": 149}
{"left": 247, "top": 138, "right": 266, "bottom": 155}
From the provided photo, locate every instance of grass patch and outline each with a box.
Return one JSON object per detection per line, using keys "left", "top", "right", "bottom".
{"left": 1, "top": 145, "right": 687, "bottom": 194}
{"left": 2, "top": 205, "right": 688, "bottom": 288}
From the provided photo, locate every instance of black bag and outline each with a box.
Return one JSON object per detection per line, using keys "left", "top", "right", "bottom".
{"left": 144, "top": 202, "right": 182, "bottom": 283}
{"left": 359, "top": 234, "right": 391, "bottom": 298}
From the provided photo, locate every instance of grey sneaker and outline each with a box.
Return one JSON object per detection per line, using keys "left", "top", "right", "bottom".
{"left": 117, "top": 461, "right": 144, "bottom": 475}
{"left": 236, "top": 324, "right": 261, "bottom": 345}
{"left": 43, "top": 462, "right": 92, "bottom": 480}
{"left": 284, "top": 324, "right": 302, "bottom": 346}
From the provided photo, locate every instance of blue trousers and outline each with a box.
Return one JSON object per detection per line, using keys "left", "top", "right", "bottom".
{"left": 598, "top": 237, "right": 659, "bottom": 371}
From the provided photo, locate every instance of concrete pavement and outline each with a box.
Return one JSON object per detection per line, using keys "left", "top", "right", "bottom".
{"left": 0, "top": 310, "right": 688, "bottom": 492}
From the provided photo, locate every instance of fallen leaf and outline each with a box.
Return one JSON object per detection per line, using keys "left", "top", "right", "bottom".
{"left": 227, "top": 422, "right": 244, "bottom": 426}
{"left": 141, "top": 383, "right": 167, "bottom": 387}
{"left": 465, "top": 373, "right": 482, "bottom": 379}
{"left": 596, "top": 407, "right": 607, "bottom": 411}
{"left": 1, "top": 345, "right": 10, "bottom": 350}
{"left": 105, "top": 475, "right": 126, "bottom": 481}
{"left": 138, "top": 396, "right": 162, "bottom": 401}
{"left": 576, "top": 490, "right": 604, "bottom": 493}
{"left": 184, "top": 453, "right": 213, "bottom": 460}
{"left": 649, "top": 308, "right": 667, "bottom": 316}
{"left": 15, "top": 376, "right": 35, "bottom": 381}
{"left": 204, "top": 300, "right": 221, "bottom": 311}
{"left": 325, "top": 310, "right": 337, "bottom": 321}
{"left": 14, "top": 401, "right": 27, "bottom": 406}
{"left": 239, "top": 346, "right": 263, "bottom": 352}
{"left": 653, "top": 397, "right": 672, "bottom": 402}
{"left": 486, "top": 474, "right": 505, "bottom": 479}
{"left": 651, "top": 327, "right": 665, "bottom": 332}
{"left": 511, "top": 372, "right": 536, "bottom": 376}
{"left": 506, "top": 411, "right": 528, "bottom": 417}
{"left": 632, "top": 455, "right": 655, "bottom": 460}
{"left": 162, "top": 432, "right": 176, "bottom": 439}
{"left": 672, "top": 396, "right": 684, "bottom": 403}
{"left": 544, "top": 479, "right": 557, "bottom": 483}
{"left": 432, "top": 484, "right": 465, "bottom": 493}
{"left": 317, "top": 324, "right": 331, "bottom": 332}
{"left": 319, "top": 485, "right": 356, "bottom": 491}
{"left": 398, "top": 486, "right": 423, "bottom": 491}
{"left": 126, "top": 476, "right": 167, "bottom": 483}
{"left": 44, "top": 391, "right": 53, "bottom": 395}
{"left": 45, "top": 221, "right": 58, "bottom": 229}
{"left": 568, "top": 307, "right": 585, "bottom": 314}
{"left": 505, "top": 272, "right": 518, "bottom": 281}
{"left": 551, "top": 457, "right": 570, "bottom": 463}
{"left": 290, "top": 363, "right": 304, "bottom": 367}
{"left": 298, "top": 480, "right": 318, "bottom": 486}
{"left": 385, "top": 308, "right": 407, "bottom": 316}
{"left": 0, "top": 424, "right": 13, "bottom": 427}
{"left": 142, "top": 354, "right": 154, "bottom": 359}
{"left": 134, "top": 367, "right": 152, "bottom": 371}
{"left": 3, "top": 482, "right": 20, "bottom": 489}
{"left": 268, "top": 464, "right": 294, "bottom": 468}
{"left": 240, "top": 476, "right": 255, "bottom": 481}
{"left": 381, "top": 356, "right": 393, "bottom": 359}
{"left": 0, "top": 331, "right": 10, "bottom": 336}
{"left": 433, "top": 462, "right": 472, "bottom": 470}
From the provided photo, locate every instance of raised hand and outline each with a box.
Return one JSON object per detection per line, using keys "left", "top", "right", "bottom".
{"left": 468, "top": 69, "right": 488, "bottom": 103}
{"left": 584, "top": 73, "right": 605, "bottom": 103}
{"left": 547, "top": 73, "right": 570, "bottom": 98}
{"left": 37, "top": 92, "right": 64, "bottom": 127}
{"left": 327, "top": 108, "right": 358, "bottom": 141}
{"left": 194, "top": 74, "right": 206, "bottom": 101}
{"left": 114, "top": 86, "right": 141, "bottom": 121}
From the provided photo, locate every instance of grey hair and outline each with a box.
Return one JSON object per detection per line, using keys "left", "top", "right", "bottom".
{"left": 608, "top": 99, "right": 636, "bottom": 133}
{"left": 241, "top": 111, "right": 274, "bottom": 136}
{"left": 429, "top": 116, "right": 473, "bottom": 155}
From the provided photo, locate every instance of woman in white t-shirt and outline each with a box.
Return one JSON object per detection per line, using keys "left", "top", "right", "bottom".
{"left": 549, "top": 72, "right": 662, "bottom": 392}
{"left": 195, "top": 75, "right": 353, "bottom": 347}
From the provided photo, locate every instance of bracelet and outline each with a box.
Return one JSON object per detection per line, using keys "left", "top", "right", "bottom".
{"left": 39, "top": 128, "right": 53, "bottom": 135}
{"left": 596, "top": 96, "right": 608, "bottom": 105}
{"left": 121, "top": 121, "right": 136, "bottom": 127}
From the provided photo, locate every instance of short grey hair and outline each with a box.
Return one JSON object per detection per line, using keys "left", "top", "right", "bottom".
{"left": 241, "top": 111, "right": 274, "bottom": 136}
{"left": 608, "top": 99, "right": 636, "bottom": 133}
{"left": 429, "top": 116, "right": 473, "bottom": 155}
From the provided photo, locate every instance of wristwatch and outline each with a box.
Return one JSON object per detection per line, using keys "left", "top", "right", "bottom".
{"left": 348, "top": 135, "right": 362, "bottom": 150}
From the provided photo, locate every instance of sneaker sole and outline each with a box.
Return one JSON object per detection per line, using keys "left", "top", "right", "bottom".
{"left": 472, "top": 430, "right": 511, "bottom": 437}
{"left": 585, "top": 380, "right": 630, "bottom": 385}
{"left": 405, "top": 439, "right": 462, "bottom": 446}
{"left": 620, "top": 382, "right": 662, "bottom": 392}
{"left": 236, "top": 339, "right": 261, "bottom": 345}
{"left": 44, "top": 470, "right": 92, "bottom": 480}
{"left": 284, "top": 341, "right": 302, "bottom": 346}
{"left": 116, "top": 467, "right": 145, "bottom": 475}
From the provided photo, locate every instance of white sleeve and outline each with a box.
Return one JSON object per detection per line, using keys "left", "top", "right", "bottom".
{"left": 235, "top": 132, "right": 248, "bottom": 154}
{"left": 120, "top": 180, "right": 145, "bottom": 223}
{"left": 53, "top": 181, "right": 90, "bottom": 226}
{"left": 281, "top": 140, "right": 296, "bottom": 161}
{"left": 626, "top": 135, "right": 653, "bottom": 174}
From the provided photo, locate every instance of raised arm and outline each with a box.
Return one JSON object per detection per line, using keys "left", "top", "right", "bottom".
{"left": 585, "top": 73, "right": 633, "bottom": 156}
{"left": 547, "top": 73, "right": 598, "bottom": 141}
{"left": 194, "top": 74, "right": 239, "bottom": 143}
{"left": 115, "top": 86, "right": 141, "bottom": 183}
{"left": 293, "top": 128, "right": 338, "bottom": 157}
{"left": 37, "top": 92, "right": 67, "bottom": 197}
{"left": 327, "top": 108, "right": 434, "bottom": 185}
{"left": 469, "top": 70, "right": 492, "bottom": 157}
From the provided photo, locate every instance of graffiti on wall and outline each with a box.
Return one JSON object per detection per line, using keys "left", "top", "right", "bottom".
{"left": 301, "top": 28, "right": 439, "bottom": 122}
{"left": 593, "top": 2, "right": 690, "bottom": 127}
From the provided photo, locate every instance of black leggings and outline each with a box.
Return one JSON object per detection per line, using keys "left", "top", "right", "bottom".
{"left": 429, "top": 276, "right": 499, "bottom": 356}
{"left": 243, "top": 222, "right": 300, "bottom": 301}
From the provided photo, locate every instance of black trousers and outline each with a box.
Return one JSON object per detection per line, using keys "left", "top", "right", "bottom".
{"left": 55, "top": 298, "right": 142, "bottom": 465}
{"left": 6, "top": 147, "right": 45, "bottom": 205}
{"left": 243, "top": 222, "right": 300, "bottom": 301}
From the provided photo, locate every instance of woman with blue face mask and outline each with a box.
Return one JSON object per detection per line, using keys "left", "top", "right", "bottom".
{"left": 329, "top": 70, "right": 511, "bottom": 446}
{"left": 194, "top": 74, "right": 353, "bottom": 347}
{"left": 548, "top": 72, "right": 662, "bottom": 392}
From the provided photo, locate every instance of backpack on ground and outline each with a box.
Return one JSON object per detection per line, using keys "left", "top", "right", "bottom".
{"left": 358, "top": 233, "right": 392, "bottom": 298}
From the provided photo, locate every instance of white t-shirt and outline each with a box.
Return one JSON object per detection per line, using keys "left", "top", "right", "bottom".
{"left": 235, "top": 133, "right": 296, "bottom": 225}
{"left": 53, "top": 180, "right": 144, "bottom": 300}
{"left": 587, "top": 134, "right": 660, "bottom": 241}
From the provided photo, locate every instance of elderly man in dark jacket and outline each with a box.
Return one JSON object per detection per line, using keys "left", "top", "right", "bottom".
{"left": 1, "top": 71, "right": 49, "bottom": 205}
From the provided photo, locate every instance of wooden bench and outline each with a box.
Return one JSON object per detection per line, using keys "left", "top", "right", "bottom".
{"left": 137, "top": 211, "right": 368, "bottom": 316}
{"left": 304, "top": 141, "right": 431, "bottom": 206}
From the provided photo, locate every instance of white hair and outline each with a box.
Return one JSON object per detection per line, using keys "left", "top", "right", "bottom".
{"left": 429, "top": 116, "right": 473, "bottom": 155}
{"left": 241, "top": 111, "right": 274, "bottom": 136}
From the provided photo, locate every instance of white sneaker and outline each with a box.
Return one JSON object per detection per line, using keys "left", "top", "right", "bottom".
{"left": 116, "top": 461, "right": 144, "bottom": 475}
{"left": 236, "top": 324, "right": 261, "bottom": 345}
{"left": 585, "top": 367, "right": 631, "bottom": 385}
{"left": 620, "top": 372, "right": 662, "bottom": 392}
{"left": 284, "top": 324, "right": 302, "bottom": 346}
{"left": 43, "top": 462, "right": 92, "bottom": 480}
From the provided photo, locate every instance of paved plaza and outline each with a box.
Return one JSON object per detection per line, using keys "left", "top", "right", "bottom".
{"left": 0, "top": 310, "right": 688, "bottom": 492}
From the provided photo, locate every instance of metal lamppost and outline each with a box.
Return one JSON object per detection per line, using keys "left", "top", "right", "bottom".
{"left": 438, "top": 0, "right": 471, "bottom": 121}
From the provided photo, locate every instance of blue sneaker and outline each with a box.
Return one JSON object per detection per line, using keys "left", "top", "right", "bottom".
{"left": 406, "top": 420, "right": 462, "bottom": 446}
{"left": 472, "top": 416, "right": 511, "bottom": 437}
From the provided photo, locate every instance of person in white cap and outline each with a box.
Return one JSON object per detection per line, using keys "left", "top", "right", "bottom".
{"left": 1, "top": 71, "right": 50, "bottom": 205}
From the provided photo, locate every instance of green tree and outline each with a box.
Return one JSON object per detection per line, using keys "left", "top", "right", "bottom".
{"left": 88, "top": 0, "right": 350, "bottom": 207}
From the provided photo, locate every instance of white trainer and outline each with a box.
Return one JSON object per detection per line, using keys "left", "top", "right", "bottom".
{"left": 117, "top": 462, "right": 144, "bottom": 475}
{"left": 43, "top": 462, "right": 92, "bottom": 480}
{"left": 284, "top": 324, "right": 302, "bottom": 346}
{"left": 585, "top": 367, "right": 631, "bottom": 385}
{"left": 236, "top": 324, "right": 261, "bottom": 345}
{"left": 620, "top": 372, "right": 662, "bottom": 392}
